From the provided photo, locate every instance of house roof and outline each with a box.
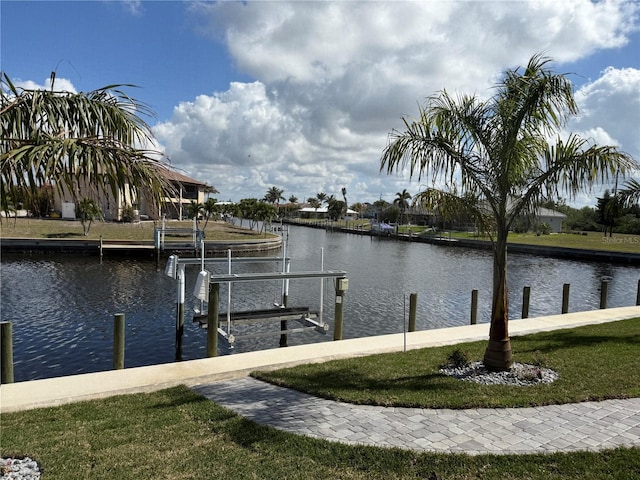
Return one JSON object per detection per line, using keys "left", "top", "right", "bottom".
{"left": 156, "top": 165, "right": 214, "bottom": 189}
{"left": 535, "top": 207, "right": 567, "bottom": 218}
{"left": 299, "top": 207, "right": 358, "bottom": 214}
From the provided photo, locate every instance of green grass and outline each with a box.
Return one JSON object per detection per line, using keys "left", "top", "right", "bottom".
{"left": 2, "top": 386, "right": 639, "bottom": 480}
{"left": 253, "top": 318, "right": 640, "bottom": 409}
{"left": 2, "top": 319, "right": 639, "bottom": 479}
{"left": 440, "top": 230, "right": 640, "bottom": 254}
{"left": 0, "top": 218, "right": 276, "bottom": 241}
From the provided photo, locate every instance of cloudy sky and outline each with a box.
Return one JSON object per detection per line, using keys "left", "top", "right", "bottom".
{"left": 2, "top": 0, "right": 639, "bottom": 208}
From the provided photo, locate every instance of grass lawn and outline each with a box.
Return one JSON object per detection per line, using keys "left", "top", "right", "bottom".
{"left": 439, "top": 230, "right": 640, "bottom": 254}
{"left": 253, "top": 318, "right": 640, "bottom": 409}
{"left": 2, "top": 319, "right": 639, "bottom": 479}
{"left": 0, "top": 218, "right": 276, "bottom": 241}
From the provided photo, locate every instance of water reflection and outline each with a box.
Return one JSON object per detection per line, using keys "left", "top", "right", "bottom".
{"left": 1, "top": 224, "right": 638, "bottom": 381}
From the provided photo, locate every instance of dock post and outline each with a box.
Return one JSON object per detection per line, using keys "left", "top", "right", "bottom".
{"left": 562, "top": 283, "right": 570, "bottom": 314}
{"left": 600, "top": 280, "right": 609, "bottom": 309}
{"left": 1, "top": 321, "right": 14, "bottom": 384}
{"left": 113, "top": 314, "right": 125, "bottom": 370}
{"left": 470, "top": 289, "right": 478, "bottom": 325}
{"left": 279, "top": 247, "right": 289, "bottom": 347}
{"left": 207, "top": 283, "right": 219, "bottom": 357}
{"left": 333, "top": 278, "right": 348, "bottom": 341}
{"left": 522, "top": 286, "right": 530, "bottom": 319}
{"left": 175, "top": 266, "right": 185, "bottom": 361}
{"left": 408, "top": 293, "right": 417, "bottom": 332}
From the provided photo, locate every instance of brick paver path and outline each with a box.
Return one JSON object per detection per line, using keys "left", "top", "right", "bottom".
{"left": 193, "top": 377, "right": 640, "bottom": 455}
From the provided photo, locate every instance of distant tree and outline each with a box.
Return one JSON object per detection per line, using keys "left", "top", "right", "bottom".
{"left": 264, "top": 186, "right": 284, "bottom": 206}
{"left": 307, "top": 197, "right": 321, "bottom": 210}
{"left": 186, "top": 200, "right": 204, "bottom": 227}
{"left": 254, "top": 201, "right": 277, "bottom": 234}
{"left": 596, "top": 190, "right": 622, "bottom": 237}
{"left": 77, "top": 197, "right": 102, "bottom": 236}
{"left": 316, "top": 192, "right": 328, "bottom": 205}
{"left": 327, "top": 198, "right": 346, "bottom": 221}
{"left": 372, "top": 199, "right": 388, "bottom": 222}
{"left": 288, "top": 195, "right": 298, "bottom": 204}
{"left": 350, "top": 202, "right": 363, "bottom": 215}
{"left": 202, "top": 197, "right": 219, "bottom": 229}
{"left": 394, "top": 189, "right": 412, "bottom": 225}
{"left": 237, "top": 198, "right": 258, "bottom": 229}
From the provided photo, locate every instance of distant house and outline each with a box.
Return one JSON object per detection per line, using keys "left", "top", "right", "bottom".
{"left": 298, "top": 206, "right": 359, "bottom": 219}
{"left": 53, "top": 165, "right": 216, "bottom": 221}
{"left": 534, "top": 207, "right": 566, "bottom": 233}
{"left": 149, "top": 166, "right": 217, "bottom": 220}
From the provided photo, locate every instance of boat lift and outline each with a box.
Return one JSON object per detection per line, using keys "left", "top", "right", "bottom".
{"left": 164, "top": 243, "right": 348, "bottom": 359}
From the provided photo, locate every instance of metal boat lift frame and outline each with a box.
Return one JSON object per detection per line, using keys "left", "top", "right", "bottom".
{"left": 165, "top": 243, "right": 348, "bottom": 358}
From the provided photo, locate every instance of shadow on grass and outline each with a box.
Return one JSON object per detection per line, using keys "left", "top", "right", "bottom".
{"left": 255, "top": 366, "right": 458, "bottom": 406}
{"left": 514, "top": 329, "right": 640, "bottom": 355}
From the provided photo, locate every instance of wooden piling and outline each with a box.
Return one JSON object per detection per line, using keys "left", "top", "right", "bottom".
{"left": 470, "top": 289, "right": 478, "bottom": 325}
{"left": 408, "top": 293, "right": 417, "bottom": 332}
{"left": 334, "top": 283, "right": 346, "bottom": 341}
{"left": 562, "top": 283, "right": 570, "bottom": 314}
{"left": 113, "top": 314, "right": 125, "bottom": 370}
{"left": 207, "top": 283, "right": 219, "bottom": 357}
{"left": 1, "top": 322, "right": 14, "bottom": 384}
{"left": 279, "top": 292, "right": 289, "bottom": 348}
{"left": 600, "top": 280, "right": 609, "bottom": 309}
{"left": 522, "top": 286, "right": 530, "bottom": 319}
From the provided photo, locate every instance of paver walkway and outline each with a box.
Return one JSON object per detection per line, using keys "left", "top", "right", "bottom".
{"left": 193, "top": 377, "right": 640, "bottom": 455}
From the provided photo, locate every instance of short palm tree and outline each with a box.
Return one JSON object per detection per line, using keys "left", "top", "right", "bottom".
{"left": 186, "top": 200, "right": 204, "bottom": 227}
{"left": 394, "top": 189, "right": 412, "bottom": 225}
{"left": 381, "top": 53, "right": 637, "bottom": 370}
{"left": 202, "top": 197, "right": 219, "bottom": 229}
{"left": 1, "top": 73, "right": 172, "bottom": 216}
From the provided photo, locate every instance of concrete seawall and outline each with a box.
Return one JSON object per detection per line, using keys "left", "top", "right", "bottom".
{"left": 2, "top": 306, "right": 638, "bottom": 413}
{"left": 0, "top": 236, "right": 282, "bottom": 257}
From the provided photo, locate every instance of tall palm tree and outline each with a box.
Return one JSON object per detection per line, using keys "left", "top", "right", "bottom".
{"left": 394, "top": 189, "right": 412, "bottom": 225}
{"left": 1, "top": 73, "right": 173, "bottom": 215}
{"left": 316, "top": 192, "right": 328, "bottom": 205}
{"left": 380, "top": 53, "right": 637, "bottom": 370}
{"left": 264, "top": 186, "right": 284, "bottom": 205}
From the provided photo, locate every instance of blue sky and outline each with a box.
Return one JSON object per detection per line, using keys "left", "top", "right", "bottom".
{"left": 2, "top": 1, "right": 639, "bottom": 207}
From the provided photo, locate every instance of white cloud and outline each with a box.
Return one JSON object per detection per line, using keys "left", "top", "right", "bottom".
{"left": 11, "top": 77, "right": 77, "bottom": 94}
{"left": 160, "top": 1, "right": 639, "bottom": 205}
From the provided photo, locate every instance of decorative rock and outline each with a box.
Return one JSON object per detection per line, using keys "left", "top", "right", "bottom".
{"left": 0, "top": 457, "right": 41, "bottom": 479}
{"left": 439, "top": 361, "right": 558, "bottom": 386}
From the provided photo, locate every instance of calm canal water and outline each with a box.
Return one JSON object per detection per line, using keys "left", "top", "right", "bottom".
{"left": 1, "top": 224, "right": 638, "bottom": 382}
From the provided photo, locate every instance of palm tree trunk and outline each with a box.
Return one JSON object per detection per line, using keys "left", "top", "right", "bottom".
{"left": 483, "top": 227, "right": 513, "bottom": 370}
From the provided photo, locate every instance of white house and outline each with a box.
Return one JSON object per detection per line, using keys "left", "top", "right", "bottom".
{"left": 534, "top": 207, "right": 566, "bottom": 233}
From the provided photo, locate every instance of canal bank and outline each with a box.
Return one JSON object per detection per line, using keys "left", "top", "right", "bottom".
{"left": 0, "top": 236, "right": 282, "bottom": 257}
{"left": 282, "top": 219, "right": 640, "bottom": 265}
